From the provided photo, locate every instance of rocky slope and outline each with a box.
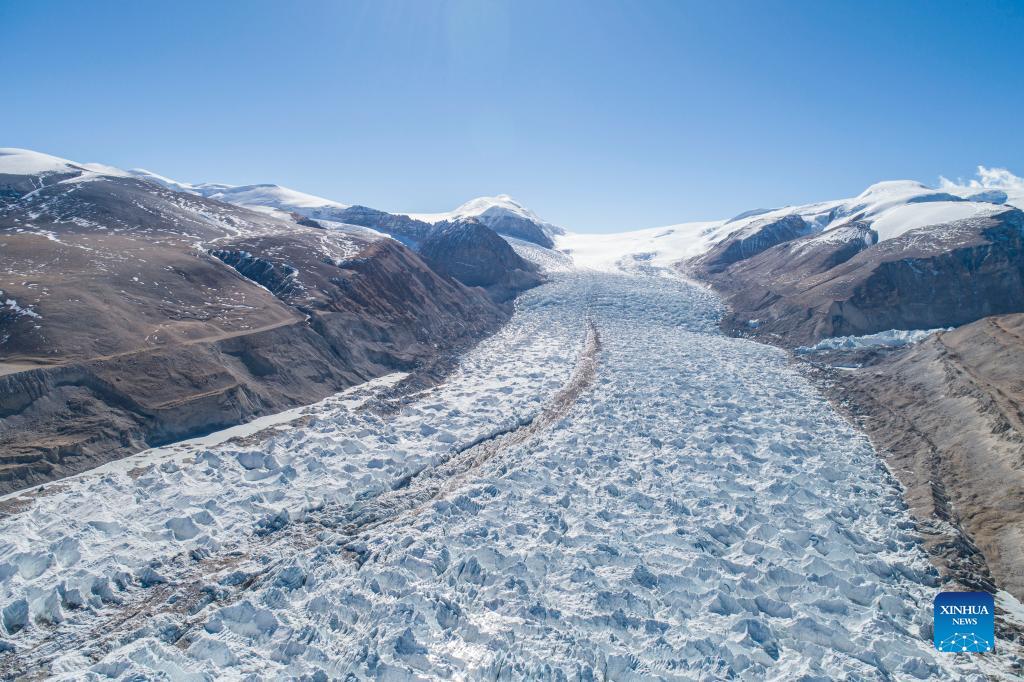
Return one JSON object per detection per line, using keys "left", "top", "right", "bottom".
{"left": 822, "top": 314, "right": 1024, "bottom": 602}
{"left": 417, "top": 218, "right": 543, "bottom": 302}
{"left": 689, "top": 214, "right": 813, "bottom": 275}
{"left": 704, "top": 209, "right": 1024, "bottom": 343}
{"left": 0, "top": 150, "right": 512, "bottom": 494}
{"left": 683, "top": 194, "right": 1024, "bottom": 346}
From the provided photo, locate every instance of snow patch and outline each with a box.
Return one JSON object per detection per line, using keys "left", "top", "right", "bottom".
{"left": 203, "top": 184, "right": 350, "bottom": 212}
{"left": 868, "top": 201, "right": 1002, "bottom": 242}
{"left": 1, "top": 296, "right": 41, "bottom": 319}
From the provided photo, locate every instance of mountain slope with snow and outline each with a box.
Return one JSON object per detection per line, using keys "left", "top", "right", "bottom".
{"left": 124, "top": 166, "right": 561, "bottom": 249}
{"left": 0, "top": 148, "right": 90, "bottom": 176}
{"left": 557, "top": 170, "right": 1021, "bottom": 275}
{"left": 404, "top": 194, "right": 561, "bottom": 247}
{"left": 0, "top": 149, "right": 506, "bottom": 492}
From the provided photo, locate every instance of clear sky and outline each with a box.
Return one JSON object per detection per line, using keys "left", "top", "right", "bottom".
{"left": 2, "top": 0, "right": 1022, "bottom": 232}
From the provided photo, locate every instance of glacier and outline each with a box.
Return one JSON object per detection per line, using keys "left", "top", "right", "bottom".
{"left": 0, "top": 252, "right": 998, "bottom": 679}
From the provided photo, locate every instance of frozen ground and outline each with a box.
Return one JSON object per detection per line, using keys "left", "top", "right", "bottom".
{"left": 0, "top": 251, "right": 1010, "bottom": 679}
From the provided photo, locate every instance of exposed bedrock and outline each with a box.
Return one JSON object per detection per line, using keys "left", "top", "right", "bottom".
{"left": 332, "top": 205, "right": 434, "bottom": 247}
{"left": 691, "top": 208, "right": 1024, "bottom": 346}
{"left": 690, "top": 214, "right": 813, "bottom": 275}
{"left": 472, "top": 212, "right": 555, "bottom": 249}
{"left": 416, "top": 219, "right": 544, "bottom": 302}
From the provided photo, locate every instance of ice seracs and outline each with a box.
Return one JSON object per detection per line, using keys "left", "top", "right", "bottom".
{"left": 0, "top": 259, "right": 1002, "bottom": 679}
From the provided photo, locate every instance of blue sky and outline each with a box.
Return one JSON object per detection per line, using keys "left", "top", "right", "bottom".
{"left": 2, "top": 0, "right": 1022, "bottom": 232}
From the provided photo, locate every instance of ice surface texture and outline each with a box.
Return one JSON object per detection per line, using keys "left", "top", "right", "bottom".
{"left": 0, "top": 269, "right": 987, "bottom": 680}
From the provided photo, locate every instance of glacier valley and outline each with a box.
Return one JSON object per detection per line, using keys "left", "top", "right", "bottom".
{"left": 0, "top": 250, "right": 998, "bottom": 680}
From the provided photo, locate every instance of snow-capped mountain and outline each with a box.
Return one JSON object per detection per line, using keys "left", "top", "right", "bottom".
{"left": 123, "top": 166, "right": 561, "bottom": 249}
{"left": 554, "top": 169, "right": 1024, "bottom": 345}
{"left": 556, "top": 172, "right": 1021, "bottom": 272}
{"left": 404, "top": 194, "right": 562, "bottom": 247}
{"left": 0, "top": 149, "right": 559, "bottom": 250}
{"left": 132, "top": 173, "right": 351, "bottom": 215}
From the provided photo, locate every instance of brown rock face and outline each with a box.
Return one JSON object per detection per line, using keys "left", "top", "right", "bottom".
{"left": 0, "top": 174, "right": 506, "bottom": 494}
{"left": 827, "top": 314, "right": 1024, "bottom": 600}
{"left": 691, "top": 208, "right": 1024, "bottom": 346}
{"left": 416, "top": 219, "right": 544, "bottom": 302}
{"left": 691, "top": 214, "right": 812, "bottom": 276}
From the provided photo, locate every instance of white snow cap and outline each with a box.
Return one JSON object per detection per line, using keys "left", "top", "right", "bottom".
{"left": 405, "top": 194, "right": 551, "bottom": 225}
{"left": 120, "top": 172, "right": 353, "bottom": 216}
{"left": 0, "top": 148, "right": 81, "bottom": 175}
{"left": 556, "top": 168, "right": 1021, "bottom": 271}
{"left": 0, "top": 148, "right": 134, "bottom": 179}
{"left": 5, "top": 146, "right": 1018, "bottom": 257}
{"left": 201, "top": 184, "right": 350, "bottom": 212}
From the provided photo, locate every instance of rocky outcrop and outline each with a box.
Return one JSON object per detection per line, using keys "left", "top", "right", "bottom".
{"left": 691, "top": 214, "right": 811, "bottom": 275}
{"left": 332, "top": 205, "right": 556, "bottom": 250}
{"left": 334, "top": 206, "right": 434, "bottom": 246}
{"left": 210, "top": 249, "right": 302, "bottom": 298}
{"left": 692, "top": 208, "right": 1024, "bottom": 345}
{"left": 824, "top": 313, "right": 1024, "bottom": 600}
{"left": 416, "top": 219, "right": 544, "bottom": 302}
{"left": 473, "top": 212, "right": 555, "bottom": 249}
